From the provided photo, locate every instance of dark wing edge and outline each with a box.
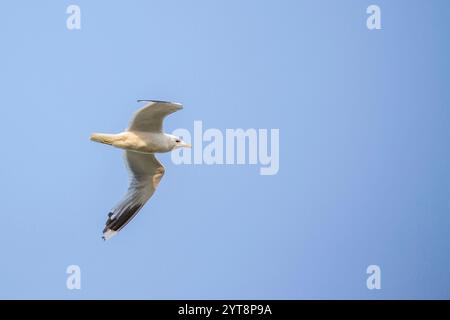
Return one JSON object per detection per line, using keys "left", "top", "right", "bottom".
{"left": 128, "top": 101, "right": 183, "bottom": 133}
{"left": 102, "top": 152, "right": 165, "bottom": 240}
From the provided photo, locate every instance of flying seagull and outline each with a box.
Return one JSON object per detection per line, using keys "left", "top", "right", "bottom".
{"left": 90, "top": 100, "right": 191, "bottom": 240}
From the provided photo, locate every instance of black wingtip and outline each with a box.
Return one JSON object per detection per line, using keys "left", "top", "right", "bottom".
{"left": 137, "top": 99, "right": 181, "bottom": 106}
{"left": 137, "top": 99, "right": 167, "bottom": 103}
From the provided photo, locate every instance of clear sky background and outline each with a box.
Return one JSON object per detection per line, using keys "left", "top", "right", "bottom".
{"left": 0, "top": 0, "right": 449, "bottom": 299}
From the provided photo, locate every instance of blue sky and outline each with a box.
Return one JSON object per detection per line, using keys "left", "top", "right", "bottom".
{"left": 0, "top": 0, "right": 449, "bottom": 299}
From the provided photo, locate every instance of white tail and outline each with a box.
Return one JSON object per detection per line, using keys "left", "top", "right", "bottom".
{"left": 90, "top": 133, "right": 118, "bottom": 145}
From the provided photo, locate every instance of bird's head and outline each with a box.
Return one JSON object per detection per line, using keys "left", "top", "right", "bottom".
{"left": 167, "top": 134, "right": 192, "bottom": 150}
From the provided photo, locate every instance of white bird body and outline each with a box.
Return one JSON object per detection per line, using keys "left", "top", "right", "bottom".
{"left": 90, "top": 100, "right": 191, "bottom": 240}
{"left": 91, "top": 131, "right": 177, "bottom": 154}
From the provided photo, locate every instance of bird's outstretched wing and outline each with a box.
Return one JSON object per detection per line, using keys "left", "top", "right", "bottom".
{"left": 128, "top": 100, "right": 183, "bottom": 133}
{"left": 102, "top": 151, "right": 165, "bottom": 240}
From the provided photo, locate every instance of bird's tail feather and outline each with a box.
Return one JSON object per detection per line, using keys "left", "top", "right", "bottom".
{"left": 90, "top": 133, "right": 117, "bottom": 145}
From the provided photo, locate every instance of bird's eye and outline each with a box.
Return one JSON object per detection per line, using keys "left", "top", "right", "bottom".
{"left": 175, "top": 140, "right": 180, "bottom": 143}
